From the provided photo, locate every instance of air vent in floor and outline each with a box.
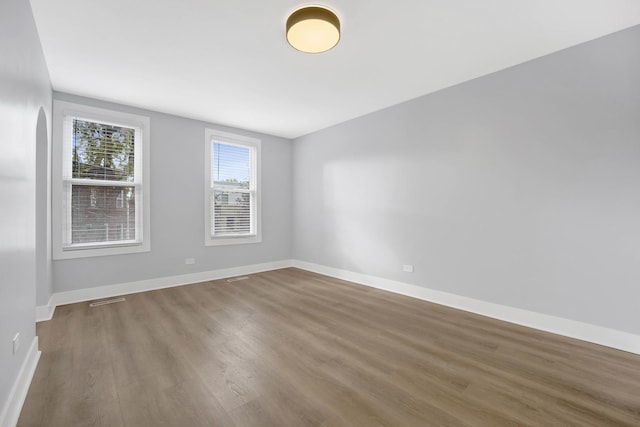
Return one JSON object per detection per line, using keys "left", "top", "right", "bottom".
{"left": 89, "top": 297, "right": 126, "bottom": 307}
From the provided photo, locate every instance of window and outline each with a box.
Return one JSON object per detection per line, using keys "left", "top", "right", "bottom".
{"left": 52, "top": 100, "right": 150, "bottom": 259}
{"left": 205, "top": 129, "right": 261, "bottom": 246}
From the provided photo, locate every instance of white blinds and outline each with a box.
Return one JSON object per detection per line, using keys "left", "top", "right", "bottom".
{"left": 211, "top": 141, "right": 255, "bottom": 236}
{"left": 68, "top": 118, "right": 135, "bottom": 181}
{"left": 62, "top": 116, "right": 141, "bottom": 246}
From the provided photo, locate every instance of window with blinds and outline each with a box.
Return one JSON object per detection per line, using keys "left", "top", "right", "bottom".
{"left": 68, "top": 118, "right": 137, "bottom": 245}
{"left": 52, "top": 100, "right": 150, "bottom": 259}
{"left": 205, "top": 129, "right": 261, "bottom": 246}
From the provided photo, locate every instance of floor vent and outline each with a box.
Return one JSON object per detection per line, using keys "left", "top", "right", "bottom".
{"left": 89, "top": 297, "right": 126, "bottom": 307}
{"left": 227, "top": 276, "right": 250, "bottom": 283}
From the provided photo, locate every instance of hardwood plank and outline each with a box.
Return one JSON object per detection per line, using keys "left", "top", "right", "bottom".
{"left": 19, "top": 268, "right": 640, "bottom": 426}
{"left": 118, "top": 377, "right": 234, "bottom": 427}
{"left": 16, "top": 348, "right": 74, "bottom": 427}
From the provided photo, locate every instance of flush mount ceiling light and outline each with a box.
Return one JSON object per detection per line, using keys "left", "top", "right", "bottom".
{"left": 286, "top": 6, "right": 340, "bottom": 53}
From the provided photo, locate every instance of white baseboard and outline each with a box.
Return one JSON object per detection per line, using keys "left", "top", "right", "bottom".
{"left": 35, "top": 257, "right": 640, "bottom": 355}
{"left": 37, "top": 260, "right": 294, "bottom": 318}
{"left": 0, "top": 337, "right": 40, "bottom": 427}
{"left": 291, "top": 260, "right": 640, "bottom": 355}
{"left": 35, "top": 296, "right": 55, "bottom": 322}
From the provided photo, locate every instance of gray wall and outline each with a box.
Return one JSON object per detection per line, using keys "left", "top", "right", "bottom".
{"left": 292, "top": 26, "right": 640, "bottom": 335}
{"left": 52, "top": 93, "right": 292, "bottom": 292}
{"left": 0, "top": 0, "right": 52, "bottom": 414}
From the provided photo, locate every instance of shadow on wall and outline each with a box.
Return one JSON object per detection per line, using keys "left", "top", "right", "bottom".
{"left": 35, "top": 106, "right": 52, "bottom": 306}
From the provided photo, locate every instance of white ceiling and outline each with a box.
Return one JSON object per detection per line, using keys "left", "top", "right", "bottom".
{"left": 30, "top": 0, "right": 640, "bottom": 139}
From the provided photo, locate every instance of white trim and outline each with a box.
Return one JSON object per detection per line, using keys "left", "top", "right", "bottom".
{"left": 35, "top": 296, "right": 56, "bottom": 323}
{"left": 291, "top": 260, "right": 640, "bottom": 355}
{"left": 47, "top": 260, "right": 293, "bottom": 309}
{"left": 204, "top": 128, "right": 262, "bottom": 247}
{"left": 0, "top": 337, "right": 41, "bottom": 427}
{"left": 51, "top": 100, "right": 151, "bottom": 260}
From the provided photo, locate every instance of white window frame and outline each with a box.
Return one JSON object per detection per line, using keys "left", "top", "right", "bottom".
{"left": 52, "top": 100, "right": 151, "bottom": 259}
{"left": 204, "top": 128, "right": 261, "bottom": 246}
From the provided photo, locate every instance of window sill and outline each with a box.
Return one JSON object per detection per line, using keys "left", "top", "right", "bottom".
{"left": 53, "top": 241, "right": 150, "bottom": 260}
{"left": 205, "top": 235, "right": 262, "bottom": 247}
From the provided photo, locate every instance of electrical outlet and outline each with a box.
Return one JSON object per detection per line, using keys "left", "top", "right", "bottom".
{"left": 13, "top": 333, "right": 20, "bottom": 355}
{"left": 185, "top": 258, "right": 196, "bottom": 265}
{"left": 403, "top": 264, "right": 414, "bottom": 273}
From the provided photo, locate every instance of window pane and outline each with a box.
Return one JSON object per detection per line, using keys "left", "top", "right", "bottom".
{"left": 71, "top": 185, "right": 136, "bottom": 243}
{"left": 214, "top": 190, "right": 251, "bottom": 235}
{"left": 72, "top": 119, "right": 135, "bottom": 182}
{"left": 213, "top": 142, "right": 250, "bottom": 189}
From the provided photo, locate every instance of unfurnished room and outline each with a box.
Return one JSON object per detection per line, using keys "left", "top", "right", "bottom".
{"left": 1, "top": 0, "right": 640, "bottom": 426}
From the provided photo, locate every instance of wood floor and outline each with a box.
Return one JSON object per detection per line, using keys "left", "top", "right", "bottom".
{"left": 18, "top": 268, "right": 640, "bottom": 426}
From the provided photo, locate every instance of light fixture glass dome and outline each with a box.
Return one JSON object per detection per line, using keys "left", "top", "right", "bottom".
{"left": 286, "top": 6, "right": 340, "bottom": 54}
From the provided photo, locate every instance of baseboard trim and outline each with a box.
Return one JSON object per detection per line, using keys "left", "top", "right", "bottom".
{"left": 0, "top": 337, "right": 40, "bottom": 427}
{"left": 36, "top": 258, "right": 640, "bottom": 355}
{"left": 40, "top": 260, "right": 294, "bottom": 315}
{"left": 291, "top": 260, "right": 640, "bottom": 355}
{"left": 35, "top": 296, "right": 55, "bottom": 322}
